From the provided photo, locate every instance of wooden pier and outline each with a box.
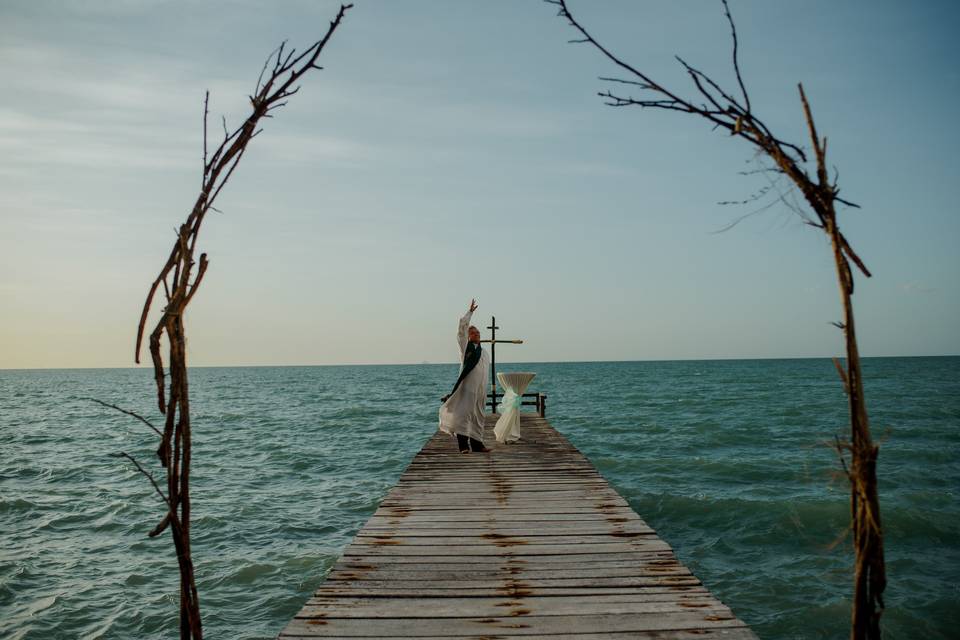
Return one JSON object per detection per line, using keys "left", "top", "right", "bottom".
{"left": 279, "top": 414, "right": 756, "bottom": 639}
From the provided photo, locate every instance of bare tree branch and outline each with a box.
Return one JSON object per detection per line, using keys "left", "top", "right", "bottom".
{"left": 709, "top": 198, "right": 780, "bottom": 234}
{"left": 86, "top": 397, "right": 163, "bottom": 437}
{"left": 120, "top": 6, "right": 353, "bottom": 637}
{"left": 833, "top": 357, "right": 851, "bottom": 395}
{"left": 111, "top": 452, "right": 170, "bottom": 505}
{"left": 548, "top": 2, "right": 885, "bottom": 636}
{"left": 721, "top": 0, "right": 750, "bottom": 113}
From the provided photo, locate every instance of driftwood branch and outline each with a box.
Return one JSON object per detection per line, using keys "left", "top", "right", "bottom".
{"left": 548, "top": 2, "right": 885, "bottom": 637}
{"left": 547, "top": 0, "right": 808, "bottom": 164}
{"left": 134, "top": 2, "right": 354, "bottom": 372}
{"left": 113, "top": 6, "right": 353, "bottom": 638}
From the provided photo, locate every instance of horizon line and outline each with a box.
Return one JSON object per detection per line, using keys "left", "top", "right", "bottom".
{"left": 2, "top": 353, "right": 957, "bottom": 371}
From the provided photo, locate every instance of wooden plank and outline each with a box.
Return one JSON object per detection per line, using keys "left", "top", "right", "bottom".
{"left": 388, "top": 482, "right": 615, "bottom": 492}
{"left": 336, "top": 551, "right": 683, "bottom": 565}
{"left": 332, "top": 553, "right": 680, "bottom": 570}
{"left": 340, "top": 541, "right": 674, "bottom": 556}
{"left": 305, "top": 592, "right": 715, "bottom": 608}
{"left": 299, "top": 595, "right": 726, "bottom": 618}
{"left": 375, "top": 503, "right": 633, "bottom": 512}
{"left": 315, "top": 575, "right": 704, "bottom": 589}
{"left": 281, "top": 630, "right": 757, "bottom": 640}
{"left": 326, "top": 566, "right": 692, "bottom": 581}
{"left": 310, "top": 587, "right": 709, "bottom": 598}
{"left": 368, "top": 511, "right": 645, "bottom": 523}
{"left": 360, "top": 524, "right": 652, "bottom": 534}
{"left": 357, "top": 523, "right": 654, "bottom": 535}
{"left": 384, "top": 490, "right": 628, "bottom": 500}
{"left": 348, "top": 534, "right": 661, "bottom": 547}
{"left": 281, "top": 611, "right": 748, "bottom": 637}
{"left": 276, "top": 414, "right": 756, "bottom": 639}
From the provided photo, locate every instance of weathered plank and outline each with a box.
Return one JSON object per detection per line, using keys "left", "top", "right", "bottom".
{"left": 357, "top": 523, "right": 654, "bottom": 535}
{"left": 339, "top": 542, "right": 674, "bottom": 556}
{"left": 302, "top": 593, "right": 718, "bottom": 616}
{"left": 336, "top": 551, "right": 683, "bottom": 566}
{"left": 333, "top": 552, "right": 679, "bottom": 569}
{"left": 281, "top": 611, "right": 747, "bottom": 637}
{"left": 298, "top": 598, "right": 728, "bottom": 618}
{"left": 277, "top": 414, "right": 756, "bottom": 638}
{"left": 281, "top": 631, "right": 757, "bottom": 640}
{"left": 325, "top": 567, "right": 694, "bottom": 582}
{"left": 368, "top": 511, "right": 644, "bottom": 523}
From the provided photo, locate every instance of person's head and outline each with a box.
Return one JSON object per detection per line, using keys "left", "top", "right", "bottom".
{"left": 468, "top": 325, "right": 481, "bottom": 344}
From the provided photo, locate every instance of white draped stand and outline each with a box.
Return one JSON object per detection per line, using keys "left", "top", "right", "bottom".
{"left": 493, "top": 371, "right": 536, "bottom": 443}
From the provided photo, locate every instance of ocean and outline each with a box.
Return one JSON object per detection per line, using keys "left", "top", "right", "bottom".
{"left": 2, "top": 357, "right": 958, "bottom": 639}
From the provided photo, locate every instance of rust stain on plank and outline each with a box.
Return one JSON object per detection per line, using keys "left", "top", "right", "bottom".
{"left": 482, "top": 532, "right": 528, "bottom": 547}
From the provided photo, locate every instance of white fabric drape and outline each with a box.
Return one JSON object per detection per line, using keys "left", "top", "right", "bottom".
{"left": 438, "top": 309, "right": 489, "bottom": 442}
{"left": 493, "top": 371, "right": 536, "bottom": 443}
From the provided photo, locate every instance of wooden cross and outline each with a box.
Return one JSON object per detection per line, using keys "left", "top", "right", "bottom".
{"left": 480, "top": 315, "right": 523, "bottom": 412}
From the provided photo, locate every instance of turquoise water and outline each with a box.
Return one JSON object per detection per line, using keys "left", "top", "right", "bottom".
{"left": 2, "top": 357, "right": 958, "bottom": 639}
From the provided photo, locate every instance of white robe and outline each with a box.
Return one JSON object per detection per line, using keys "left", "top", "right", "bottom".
{"left": 438, "top": 309, "right": 489, "bottom": 442}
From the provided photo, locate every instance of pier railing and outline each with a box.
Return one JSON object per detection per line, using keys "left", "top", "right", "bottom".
{"left": 487, "top": 391, "right": 547, "bottom": 417}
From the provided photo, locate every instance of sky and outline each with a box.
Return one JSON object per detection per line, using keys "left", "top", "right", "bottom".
{"left": 1, "top": 0, "right": 958, "bottom": 368}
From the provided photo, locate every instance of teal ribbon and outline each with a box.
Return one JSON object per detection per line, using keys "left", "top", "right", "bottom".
{"left": 498, "top": 389, "right": 523, "bottom": 413}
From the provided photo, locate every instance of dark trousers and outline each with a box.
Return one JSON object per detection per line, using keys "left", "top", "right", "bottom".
{"left": 456, "top": 434, "right": 485, "bottom": 452}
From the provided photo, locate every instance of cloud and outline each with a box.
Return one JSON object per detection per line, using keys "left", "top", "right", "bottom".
{"left": 0, "top": 37, "right": 277, "bottom": 172}
{"left": 0, "top": 107, "right": 196, "bottom": 171}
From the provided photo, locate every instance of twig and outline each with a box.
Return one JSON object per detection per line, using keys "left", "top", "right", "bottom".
{"left": 548, "top": 3, "right": 885, "bottom": 636}
{"left": 721, "top": 0, "right": 750, "bottom": 113}
{"left": 832, "top": 357, "right": 850, "bottom": 395}
{"left": 111, "top": 452, "right": 170, "bottom": 505}
{"left": 86, "top": 397, "right": 163, "bottom": 436}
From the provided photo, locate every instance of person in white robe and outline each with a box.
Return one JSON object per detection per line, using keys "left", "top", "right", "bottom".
{"left": 438, "top": 299, "right": 490, "bottom": 453}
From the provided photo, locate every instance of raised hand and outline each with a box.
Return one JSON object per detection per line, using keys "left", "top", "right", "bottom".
{"left": 469, "top": 299, "right": 478, "bottom": 313}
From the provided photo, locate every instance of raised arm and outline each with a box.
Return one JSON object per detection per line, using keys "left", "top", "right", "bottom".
{"left": 457, "top": 299, "right": 478, "bottom": 355}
